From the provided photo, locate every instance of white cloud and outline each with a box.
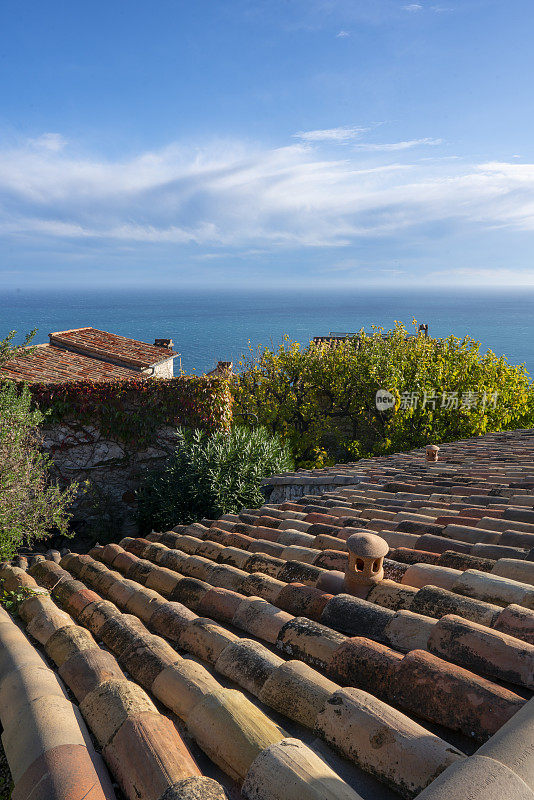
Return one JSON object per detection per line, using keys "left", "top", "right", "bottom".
{"left": 336, "top": 30, "right": 350, "bottom": 37}
{"left": 411, "top": 267, "right": 534, "bottom": 286}
{"left": 29, "top": 133, "right": 67, "bottom": 152}
{"left": 294, "top": 126, "right": 368, "bottom": 142}
{"left": 1, "top": 134, "right": 534, "bottom": 258}
{"left": 354, "top": 137, "right": 443, "bottom": 151}
{"left": 403, "top": 3, "right": 454, "bottom": 14}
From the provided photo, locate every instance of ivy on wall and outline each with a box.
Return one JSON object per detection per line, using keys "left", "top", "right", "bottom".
{"left": 30, "top": 376, "right": 233, "bottom": 447}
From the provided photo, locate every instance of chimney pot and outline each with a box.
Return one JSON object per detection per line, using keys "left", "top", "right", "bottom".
{"left": 343, "top": 532, "right": 388, "bottom": 597}
{"left": 426, "top": 444, "right": 440, "bottom": 462}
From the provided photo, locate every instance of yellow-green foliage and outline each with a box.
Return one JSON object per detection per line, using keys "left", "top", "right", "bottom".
{"left": 235, "top": 322, "right": 534, "bottom": 467}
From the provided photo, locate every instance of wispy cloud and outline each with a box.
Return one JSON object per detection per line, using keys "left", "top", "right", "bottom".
{"left": 402, "top": 3, "right": 454, "bottom": 13}
{"left": 353, "top": 137, "right": 443, "bottom": 151}
{"left": 1, "top": 134, "right": 534, "bottom": 262}
{"left": 295, "top": 126, "right": 368, "bottom": 142}
{"left": 29, "top": 133, "right": 67, "bottom": 152}
{"left": 336, "top": 30, "right": 350, "bottom": 37}
{"left": 411, "top": 267, "right": 534, "bottom": 287}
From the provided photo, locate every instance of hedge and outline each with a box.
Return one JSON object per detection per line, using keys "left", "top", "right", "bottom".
{"left": 30, "top": 375, "right": 233, "bottom": 446}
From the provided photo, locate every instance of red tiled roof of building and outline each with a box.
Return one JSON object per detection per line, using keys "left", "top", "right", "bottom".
{"left": 0, "top": 344, "right": 140, "bottom": 383}
{"left": 49, "top": 327, "right": 176, "bottom": 369}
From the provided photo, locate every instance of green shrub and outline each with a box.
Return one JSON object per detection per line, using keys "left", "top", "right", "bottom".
{"left": 0, "top": 331, "right": 79, "bottom": 559}
{"left": 137, "top": 426, "right": 293, "bottom": 533}
{"left": 234, "top": 322, "right": 534, "bottom": 467}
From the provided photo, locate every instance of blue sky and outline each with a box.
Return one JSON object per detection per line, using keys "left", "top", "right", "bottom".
{"left": 1, "top": 0, "right": 534, "bottom": 289}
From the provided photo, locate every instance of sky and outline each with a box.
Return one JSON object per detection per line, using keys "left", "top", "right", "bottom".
{"left": 1, "top": 0, "right": 534, "bottom": 289}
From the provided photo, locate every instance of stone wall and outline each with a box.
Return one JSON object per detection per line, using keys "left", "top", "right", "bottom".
{"left": 151, "top": 358, "right": 175, "bottom": 378}
{"left": 262, "top": 470, "right": 366, "bottom": 503}
{"left": 31, "top": 375, "right": 232, "bottom": 539}
{"left": 42, "top": 419, "right": 181, "bottom": 536}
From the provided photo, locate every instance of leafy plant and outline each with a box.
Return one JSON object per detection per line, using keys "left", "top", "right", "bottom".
{"left": 137, "top": 426, "right": 293, "bottom": 533}
{"left": 0, "top": 330, "right": 79, "bottom": 559}
{"left": 0, "top": 328, "right": 37, "bottom": 365}
{"left": 0, "top": 580, "right": 46, "bottom": 614}
{"left": 30, "top": 375, "right": 233, "bottom": 446}
{"left": 0, "top": 381, "right": 79, "bottom": 559}
{"left": 234, "top": 322, "right": 534, "bottom": 467}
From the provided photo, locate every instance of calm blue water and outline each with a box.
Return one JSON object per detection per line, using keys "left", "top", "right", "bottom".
{"left": 1, "top": 288, "right": 533, "bottom": 376}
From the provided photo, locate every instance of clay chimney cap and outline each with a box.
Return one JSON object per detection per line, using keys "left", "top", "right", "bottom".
{"left": 347, "top": 532, "right": 389, "bottom": 558}
{"left": 426, "top": 444, "right": 440, "bottom": 452}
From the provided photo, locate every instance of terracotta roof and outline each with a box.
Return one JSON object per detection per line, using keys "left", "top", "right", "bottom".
{"left": 49, "top": 327, "right": 176, "bottom": 369}
{"left": 0, "top": 327, "right": 177, "bottom": 384}
{"left": 0, "top": 343, "right": 140, "bottom": 383}
{"left": 3, "top": 428, "right": 534, "bottom": 800}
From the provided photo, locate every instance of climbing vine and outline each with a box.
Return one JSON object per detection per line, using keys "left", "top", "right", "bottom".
{"left": 30, "top": 376, "right": 233, "bottom": 446}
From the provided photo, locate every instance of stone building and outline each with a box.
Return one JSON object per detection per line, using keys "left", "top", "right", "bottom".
{"left": 1, "top": 327, "right": 178, "bottom": 381}
{"left": 0, "top": 327, "right": 180, "bottom": 535}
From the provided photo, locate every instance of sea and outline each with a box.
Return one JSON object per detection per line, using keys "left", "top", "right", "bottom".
{"left": 1, "top": 288, "right": 533, "bottom": 376}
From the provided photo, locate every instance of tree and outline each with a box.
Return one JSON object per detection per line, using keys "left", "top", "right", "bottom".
{"left": 234, "top": 322, "right": 534, "bottom": 467}
{"left": 0, "top": 331, "right": 78, "bottom": 559}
